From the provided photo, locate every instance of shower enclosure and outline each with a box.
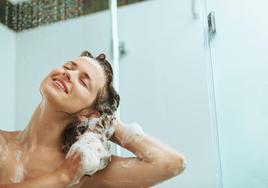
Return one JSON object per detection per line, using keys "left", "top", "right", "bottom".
{"left": 0, "top": 0, "right": 224, "bottom": 187}
{"left": 112, "top": 0, "right": 222, "bottom": 188}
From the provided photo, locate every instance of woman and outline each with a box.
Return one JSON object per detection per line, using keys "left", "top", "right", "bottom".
{"left": 0, "top": 51, "right": 186, "bottom": 188}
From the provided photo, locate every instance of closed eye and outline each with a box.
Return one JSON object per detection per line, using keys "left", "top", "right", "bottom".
{"left": 80, "top": 79, "right": 87, "bottom": 87}
{"left": 63, "top": 65, "right": 71, "bottom": 70}
{"left": 63, "top": 63, "right": 90, "bottom": 90}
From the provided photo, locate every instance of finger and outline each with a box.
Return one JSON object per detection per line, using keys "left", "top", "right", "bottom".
{"left": 67, "top": 150, "right": 80, "bottom": 159}
{"left": 72, "top": 151, "right": 81, "bottom": 159}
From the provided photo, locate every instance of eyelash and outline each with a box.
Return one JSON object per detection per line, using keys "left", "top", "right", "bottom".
{"left": 63, "top": 65, "right": 70, "bottom": 70}
{"left": 63, "top": 65, "right": 87, "bottom": 88}
{"left": 81, "top": 80, "right": 87, "bottom": 87}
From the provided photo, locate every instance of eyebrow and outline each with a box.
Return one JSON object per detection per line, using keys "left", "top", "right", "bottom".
{"left": 66, "top": 61, "right": 93, "bottom": 89}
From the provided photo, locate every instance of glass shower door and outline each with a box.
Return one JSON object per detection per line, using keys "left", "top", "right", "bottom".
{"left": 206, "top": 0, "right": 268, "bottom": 187}
{"left": 115, "top": 0, "right": 222, "bottom": 187}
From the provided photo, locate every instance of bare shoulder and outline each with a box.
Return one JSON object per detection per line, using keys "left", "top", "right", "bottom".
{"left": 0, "top": 129, "right": 21, "bottom": 142}
{"left": 0, "top": 129, "right": 9, "bottom": 140}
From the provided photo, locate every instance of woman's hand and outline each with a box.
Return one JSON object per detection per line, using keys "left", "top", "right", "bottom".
{"left": 55, "top": 151, "right": 82, "bottom": 185}
{"left": 110, "top": 119, "right": 123, "bottom": 143}
{"left": 110, "top": 120, "right": 144, "bottom": 147}
{"left": 110, "top": 119, "right": 132, "bottom": 146}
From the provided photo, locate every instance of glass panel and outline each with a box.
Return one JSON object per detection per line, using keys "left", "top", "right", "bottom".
{"left": 117, "top": 0, "right": 221, "bottom": 187}
{"left": 207, "top": 0, "right": 268, "bottom": 187}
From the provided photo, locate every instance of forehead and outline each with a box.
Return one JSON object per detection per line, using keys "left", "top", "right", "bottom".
{"left": 66, "top": 57, "right": 105, "bottom": 87}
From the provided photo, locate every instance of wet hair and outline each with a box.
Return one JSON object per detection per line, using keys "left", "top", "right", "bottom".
{"left": 61, "top": 50, "right": 120, "bottom": 154}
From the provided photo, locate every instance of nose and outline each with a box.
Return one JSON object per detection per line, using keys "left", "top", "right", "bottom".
{"left": 63, "top": 70, "right": 71, "bottom": 82}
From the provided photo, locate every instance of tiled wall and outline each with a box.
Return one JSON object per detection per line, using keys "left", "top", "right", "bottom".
{"left": 0, "top": 0, "right": 147, "bottom": 32}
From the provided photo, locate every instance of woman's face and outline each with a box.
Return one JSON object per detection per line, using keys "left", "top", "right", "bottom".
{"left": 40, "top": 57, "right": 106, "bottom": 115}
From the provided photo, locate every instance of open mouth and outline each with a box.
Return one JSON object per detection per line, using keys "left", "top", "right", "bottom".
{"left": 52, "top": 79, "right": 68, "bottom": 94}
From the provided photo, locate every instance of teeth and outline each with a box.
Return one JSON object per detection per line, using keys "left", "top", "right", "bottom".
{"left": 55, "top": 80, "right": 66, "bottom": 92}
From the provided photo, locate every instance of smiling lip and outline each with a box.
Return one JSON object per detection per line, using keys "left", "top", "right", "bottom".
{"left": 52, "top": 78, "right": 68, "bottom": 94}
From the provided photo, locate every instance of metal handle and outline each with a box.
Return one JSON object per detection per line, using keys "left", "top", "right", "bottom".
{"left": 208, "top": 11, "right": 217, "bottom": 38}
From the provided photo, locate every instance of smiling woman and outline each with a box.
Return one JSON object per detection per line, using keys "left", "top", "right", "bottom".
{"left": 0, "top": 51, "right": 186, "bottom": 188}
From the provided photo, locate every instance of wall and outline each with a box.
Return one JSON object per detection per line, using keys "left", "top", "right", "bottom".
{"left": 0, "top": 24, "right": 16, "bottom": 131}
{"left": 15, "top": 11, "right": 111, "bottom": 129}
{"left": 207, "top": 0, "right": 268, "bottom": 187}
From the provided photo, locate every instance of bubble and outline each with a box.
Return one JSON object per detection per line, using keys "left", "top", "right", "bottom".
{"left": 121, "top": 122, "right": 144, "bottom": 146}
{"left": 119, "top": 159, "right": 138, "bottom": 169}
{"left": 67, "top": 131, "right": 112, "bottom": 187}
{"left": 182, "top": 159, "right": 188, "bottom": 170}
{"left": 10, "top": 163, "right": 24, "bottom": 183}
{"left": 15, "top": 150, "right": 22, "bottom": 161}
{"left": 10, "top": 150, "right": 24, "bottom": 183}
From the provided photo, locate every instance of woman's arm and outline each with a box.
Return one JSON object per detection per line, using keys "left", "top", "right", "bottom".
{"left": 82, "top": 120, "right": 186, "bottom": 188}
{"left": 0, "top": 151, "right": 81, "bottom": 188}
{"left": 112, "top": 121, "right": 186, "bottom": 165}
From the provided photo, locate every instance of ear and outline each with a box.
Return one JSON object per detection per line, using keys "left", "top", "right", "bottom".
{"left": 77, "top": 109, "right": 100, "bottom": 121}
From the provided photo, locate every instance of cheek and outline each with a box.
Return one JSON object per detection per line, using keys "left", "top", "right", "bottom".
{"left": 41, "top": 69, "right": 61, "bottom": 86}
{"left": 72, "top": 86, "right": 96, "bottom": 106}
{"left": 39, "top": 76, "right": 50, "bottom": 95}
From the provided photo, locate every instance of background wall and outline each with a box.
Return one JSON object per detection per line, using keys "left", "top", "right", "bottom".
{"left": 207, "top": 0, "right": 268, "bottom": 187}
{"left": 15, "top": 11, "right": 112, "bottom": 130}
{"left": 0, "top": 24, "right": 16, "bottom": 131}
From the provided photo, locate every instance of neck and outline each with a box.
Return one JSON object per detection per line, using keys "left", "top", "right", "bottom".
{"left": 18, "top": 101, "right": 75, "bottom": 152}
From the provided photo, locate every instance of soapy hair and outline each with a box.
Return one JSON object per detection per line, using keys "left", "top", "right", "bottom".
{"left": 61, "top": 51, "right": 120, "bottom": 154}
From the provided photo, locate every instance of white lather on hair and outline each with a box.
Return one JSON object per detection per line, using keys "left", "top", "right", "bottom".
{"left": 65, "top": 118, "right": 145, "bottom": 187}
{"left": 66, "top": 116, "right": 114, "bottom": 187}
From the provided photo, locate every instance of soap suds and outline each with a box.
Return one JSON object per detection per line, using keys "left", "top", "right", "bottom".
{"left": 10, "top": 150, "right": 24, "bottom": 183}
{"left": 66, "top": 120, "right": 145, "bottom": 186}
{"left": 120, "top": 159, "right": 138, "bottom": 169}
{"left": 144, "top": 146, "right": 161, "bottom": 159}
{"left": 182, "top": 159, "right": 187, "bottom": 170}
{"left": 66, "top": 131, "right": 112, "bottom": 187}
{"left": 15, "top": 150, "right": 22, "bottom": 161}
{"left": 10, "top": 163, "right": 24, "bottom": 183}
{"left": 121, "top": 122, "right": 144, "bottom": 146}
{"left": 144, "top": 150, "right": 153, "bottom": 159}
